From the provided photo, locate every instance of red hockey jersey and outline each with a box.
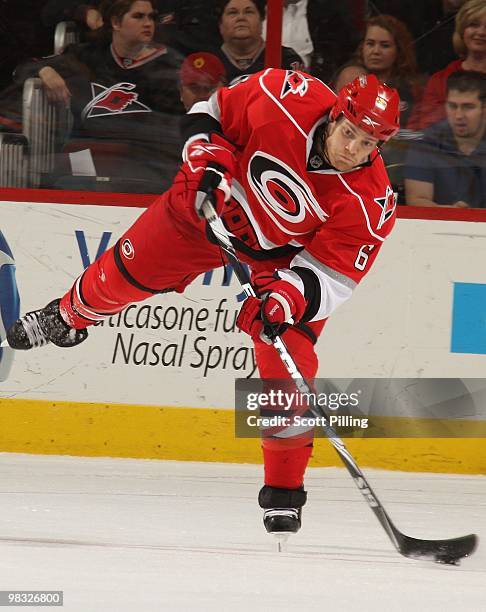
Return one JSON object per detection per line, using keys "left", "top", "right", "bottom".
{"left": 188, "top": 69, "right": 396, "bottom": 322}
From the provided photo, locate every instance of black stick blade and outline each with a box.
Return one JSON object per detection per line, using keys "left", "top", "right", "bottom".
{"left": 397, "top": 532, "right": 478, "bottom": 565}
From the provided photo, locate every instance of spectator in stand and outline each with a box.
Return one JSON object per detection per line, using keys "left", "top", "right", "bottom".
{"left": 333, "top": 15, "right": 419, "bottom": 126}
{"left": 408, "top": 0, "right": 486, "bottom": 131}
{"left": 41, "top": 1, "right": 221, "bottom": 57}
{"left": 215, "top": 0, "right": 303, "bottom": 84}
{"left": 404, "top": 71, "right": 486, "bottom": 208}
{"left": 16, "top": 0, "right": 184, "bottom": 193}
{"left": 179, "top": 52, "right": 226, "bottom": 110}
{"left": 368, "top": 1, "right": 468, "bottom": 76}
{"left": 262, "top": 0, "right": 313, "bottom": 69}
{"left": 368, "top": 2, "right": 446, "bottom": 62}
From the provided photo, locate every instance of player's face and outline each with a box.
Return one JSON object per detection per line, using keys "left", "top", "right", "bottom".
{"left": 112, "top": 1, "right": 156, "bottom": 46}
{"left": 463, "top": 11, "right": 486, "bottom": 55}
{"left": 446, "top": 89, "right": 486, "bottom": 139}
{"left": 325, "top": 118, "right": 379, "bottom": 171}
{"left": 362, "top": 26, "right": 397, "bottom": 75}
{"left": 219, "top": 0, "right": 262, "bottom": 43}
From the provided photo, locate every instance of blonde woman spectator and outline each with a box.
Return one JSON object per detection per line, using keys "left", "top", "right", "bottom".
{"left": 408, "top": 0, "right": 486, "bottom": 130}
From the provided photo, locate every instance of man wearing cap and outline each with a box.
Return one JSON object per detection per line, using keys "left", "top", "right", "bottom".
{"left": 180, "top": 52, "right": 227, "bottom": 110}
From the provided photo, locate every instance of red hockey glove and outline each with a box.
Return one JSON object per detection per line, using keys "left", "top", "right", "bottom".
{"left": 236, "top": 272, "right": 307, "bottom": 343}
{"left": 182, "top": 133, "right": 237, "bottom": 217}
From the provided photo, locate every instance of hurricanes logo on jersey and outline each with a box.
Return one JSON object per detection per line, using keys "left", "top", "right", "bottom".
{"left": 374, "top": 185, "right": 397, "bottom": 229}
{"left": 248, "top": 152, "right": 327, "bottom": 236}
{"left": 280, "top": 71, "right": 311, "bottom": 99}
{"left": 82, "top": 82, "right": 151, "bottom": 119}
{"left": 121, "top": 238, "right": 135, "bottom": 260}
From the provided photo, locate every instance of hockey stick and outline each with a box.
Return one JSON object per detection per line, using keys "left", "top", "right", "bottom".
{"left": 202, "top": 197, "right": 478, "bottom": 565}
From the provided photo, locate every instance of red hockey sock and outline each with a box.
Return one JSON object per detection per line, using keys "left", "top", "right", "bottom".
{"left": 59, "top": 245, "right": 152, "bottom": 329}
{"left": 263, "top": 444, "right": 313, "bottom": 489}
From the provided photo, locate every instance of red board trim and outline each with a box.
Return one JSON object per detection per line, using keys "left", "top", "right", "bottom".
{"left": 2, "top": 187, "right": 486, "bottom": 221}
{"left": 0, "top": 187, "right": 156, "bottom": 208}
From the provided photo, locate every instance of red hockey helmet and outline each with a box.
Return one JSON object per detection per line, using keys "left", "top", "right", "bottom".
{"left": 329, "top": 74, "right": 400, "bottom": 142}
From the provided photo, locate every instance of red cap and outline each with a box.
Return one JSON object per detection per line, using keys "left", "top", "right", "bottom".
{"left": 330, "top": 74, "right": 400, "bottom": 141}
{"left": 180, "top": 53, "right": 226, "bottom": 88}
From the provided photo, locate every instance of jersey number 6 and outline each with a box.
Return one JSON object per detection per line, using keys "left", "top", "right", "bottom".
{"left": 354, "top": 244, "right": 375, "bottom": 271}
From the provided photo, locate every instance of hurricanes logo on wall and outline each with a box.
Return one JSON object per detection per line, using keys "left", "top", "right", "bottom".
{"left": 0, "top": 231, "right": 20, "bottom": 382}
{"left": 374, "top": 185, "right": 397, "bottom": 229}
{"left": 82, "top": 82, "right": 151, "bottom": 119}
{"left": 247, "top": 152, "right": 327, "bottom": 235}
{"left": 280, "top": 71, "right": 311, "bottom": 99}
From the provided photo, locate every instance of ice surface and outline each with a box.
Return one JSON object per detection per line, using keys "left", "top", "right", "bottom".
{"left": 0, "top": 454, "right": 484, "bottom": 611}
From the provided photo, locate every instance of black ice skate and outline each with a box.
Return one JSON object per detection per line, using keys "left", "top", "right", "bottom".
{"left": 259, "top": 485, "right": 307, "bottom": 552}
{"left": 5, "top": 299, "right": 88, "bottom": 350}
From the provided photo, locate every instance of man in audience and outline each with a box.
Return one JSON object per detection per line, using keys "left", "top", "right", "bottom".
{"left": 179, "top": 52, "right": 226, "bottom": 110}
{"left": 404, "top": 71, "right": 486, "bottom": 207}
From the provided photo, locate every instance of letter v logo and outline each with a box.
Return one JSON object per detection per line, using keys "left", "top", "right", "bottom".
{"left": 75, "top": 230, "right": 112, "bottom": 270}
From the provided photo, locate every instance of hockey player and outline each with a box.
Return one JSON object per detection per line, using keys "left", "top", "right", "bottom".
{"left": 6, "top": 70, "right": 400, "bottom": 538}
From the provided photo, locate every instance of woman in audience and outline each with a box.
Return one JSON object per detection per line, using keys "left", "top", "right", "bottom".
{"left": 215, "top": 0, "right": 303, "bottom": 84}
{"left": 333, "top": 14, "right": 419, "bottom": 126}
{"left": 408, "top": 0, "right": 486, "bottom": 130}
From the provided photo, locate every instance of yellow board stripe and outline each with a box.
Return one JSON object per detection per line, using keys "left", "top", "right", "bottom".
{"left": 0, "top": 398, "right": 484, "bottom": 474}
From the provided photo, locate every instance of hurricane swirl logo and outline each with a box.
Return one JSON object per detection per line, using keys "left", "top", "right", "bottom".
{"left": 247, "top": 152, "right": 327, "bottom": 235}
{"left": 0, "top": 231, "right": 20, "bottom": 382}
{"left": 121, "top": 238, "right": 135, "bottom": 260}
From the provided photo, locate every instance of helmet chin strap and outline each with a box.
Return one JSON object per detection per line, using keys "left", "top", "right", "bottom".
{"left": 356, "top": 148, "right": 382, "bottom": 169}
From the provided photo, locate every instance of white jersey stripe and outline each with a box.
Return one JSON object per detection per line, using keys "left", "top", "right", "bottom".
{"left": 290, "top": 251, "right": 355, "bottom": 321}
{"left": 295, "top": 250, "right": 357, "bottom": 289}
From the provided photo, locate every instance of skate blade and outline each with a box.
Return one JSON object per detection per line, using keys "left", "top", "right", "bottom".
{"left": 272, "top": 532, "right": 291, "bottom": 553}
